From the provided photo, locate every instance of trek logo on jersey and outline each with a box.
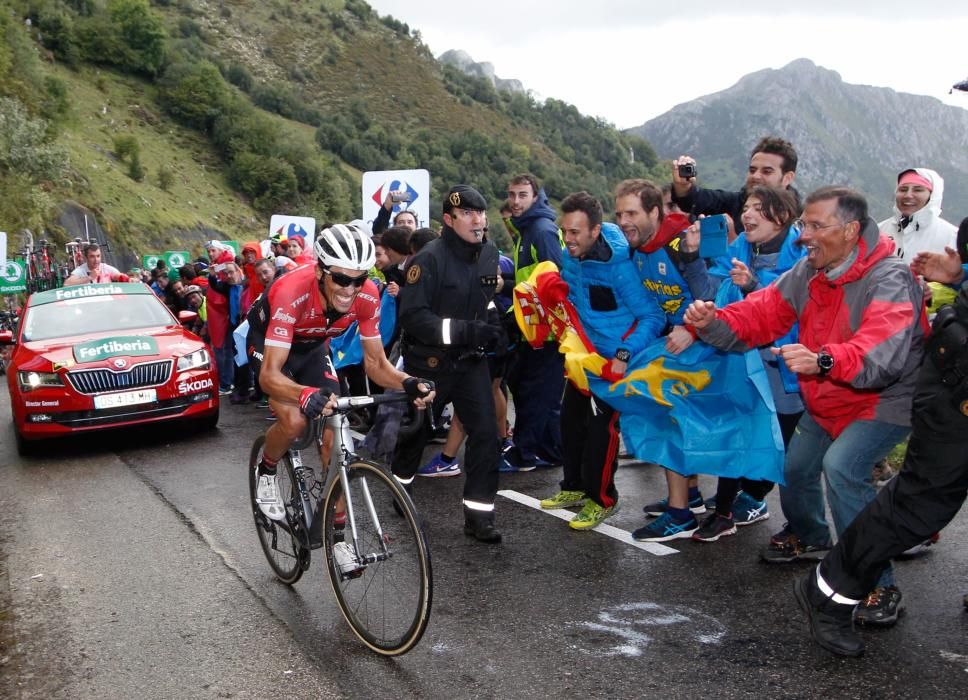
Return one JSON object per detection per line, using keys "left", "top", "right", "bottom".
{"left": 290, "top": 292, "right": 310, "bottom": 308}
{"left": 272, "top": 309, "right": 296, "bottom": 324}
{"left": 177, "top": 377, "right": 213, "bottom": 394}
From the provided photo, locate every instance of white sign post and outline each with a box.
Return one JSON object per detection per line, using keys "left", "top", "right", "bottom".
{"left": 0, "top": 231, "right": 6, "bottom": 268}
{"left": 361, "top": 169, "right": 431, "bottom": 232}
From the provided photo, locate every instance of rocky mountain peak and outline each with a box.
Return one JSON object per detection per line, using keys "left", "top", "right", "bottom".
{"left": 628, "top": 59, "right": 968, "bottom": 218}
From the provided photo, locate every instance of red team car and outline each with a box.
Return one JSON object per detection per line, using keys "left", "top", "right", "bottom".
{"left": 0, "top": 283, "right": 219, "bottom": 454}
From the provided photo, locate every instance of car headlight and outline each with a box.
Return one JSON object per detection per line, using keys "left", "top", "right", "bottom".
{"left": 18, "top": 371, "right": 64, "bottom": 391}
{"left": 176, "top": 348, "right": 210, "bottom": 372}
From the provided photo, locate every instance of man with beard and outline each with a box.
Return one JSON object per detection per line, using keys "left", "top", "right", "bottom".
{"left": 671, "top": 136, "right": 800, "bottom": 236}
{"left": 612, "top": 178, "right": 711, "bottom": 541}
{"left": 503, "top": 173, "right": 566, "bottom": 473}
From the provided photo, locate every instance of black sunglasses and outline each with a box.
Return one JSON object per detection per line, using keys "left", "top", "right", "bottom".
{"left": 325, "top": 269, "right": 368, "bottom": 288}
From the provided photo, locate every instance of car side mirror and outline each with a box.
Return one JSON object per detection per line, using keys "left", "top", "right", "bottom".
{"left": 0, "top": 330, "right": 14, "bottom": 345}
{"left": 177, "top": 310, "right": 198, "bottom": 324}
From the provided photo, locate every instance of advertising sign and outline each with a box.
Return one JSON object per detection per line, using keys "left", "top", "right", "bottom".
{"left": 0, "top": 258, "right": 27, "bottom": 294}
{"left": 269, "top": 215, "right": 316, "bottom": 250}
{"left": 361, "top": 169, "right": 431, "bottom": 231}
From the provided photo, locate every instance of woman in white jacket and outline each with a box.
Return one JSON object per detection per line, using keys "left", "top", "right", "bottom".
{"left": 879, "top": 167, "right": 957, "bottom": 261}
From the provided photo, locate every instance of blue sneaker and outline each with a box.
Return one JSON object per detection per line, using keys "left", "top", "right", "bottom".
{"left": 417, "top": 453, "right": 461, "bottom": 478}
{"left": 632, "top": 512, "right": 699, "bottom": 542}
{"left": 642, "top": 495, "right": 707, "bottom": 517}
{"left": 733, "top": 491, "right": 770, "bottom": 526}
{"left": 500, "top": 449, "right": 536, "bottom": 473}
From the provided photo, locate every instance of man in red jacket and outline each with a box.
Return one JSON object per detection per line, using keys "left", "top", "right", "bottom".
{"left": 685, "top": 186, "right": 925, "bottom": 628}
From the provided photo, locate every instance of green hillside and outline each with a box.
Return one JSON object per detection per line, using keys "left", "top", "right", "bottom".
{"left": 1, "top": 0, "right": 666, "bottom": 268}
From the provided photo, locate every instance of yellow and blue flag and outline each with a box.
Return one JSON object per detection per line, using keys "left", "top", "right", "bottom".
{"left": 513, "top": 262, "right": 784, "bottom": 481}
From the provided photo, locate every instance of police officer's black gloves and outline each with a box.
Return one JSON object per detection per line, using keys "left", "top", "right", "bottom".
{"left": 298, "top": 387, "right": 332, "bottom": 419}
{"left": 403, "top": 376, "right": 435, "bottom": 399}
{"left": 458, "top": 320, "right": 501, "bottom": 351}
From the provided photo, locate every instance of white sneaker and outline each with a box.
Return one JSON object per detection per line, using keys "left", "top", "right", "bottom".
{"left": 333, "top": 541, "right": 362, "bottom": 576}
{"left": 256, "top": 473, "right": 285, "bottom": 521}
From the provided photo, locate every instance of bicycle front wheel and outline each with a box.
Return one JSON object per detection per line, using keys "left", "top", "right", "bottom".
{"left": 249, "top": 435, "right": 308, "bottom": 584}
{"left": 323, "top": 460, "right": 432, "bottom": 655}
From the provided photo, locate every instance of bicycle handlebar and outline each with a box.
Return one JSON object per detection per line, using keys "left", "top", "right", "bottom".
{"left": 333, "top": 392, "right": 414, "bottom": 413}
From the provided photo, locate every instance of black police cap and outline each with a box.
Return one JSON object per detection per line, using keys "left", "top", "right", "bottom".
{"left": 443, "top": 185, "right": 487, "bottom": 215}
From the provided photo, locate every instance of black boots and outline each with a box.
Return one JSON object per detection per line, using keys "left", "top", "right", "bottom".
{"left": 793, "top": 571, "right": 865, "bottom": 657}
{"left": 463, "top": 507, "right": 502, "bottom": 543}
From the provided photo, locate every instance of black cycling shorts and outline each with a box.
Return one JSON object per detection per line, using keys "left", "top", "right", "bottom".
{"left": 249, "top": 334, "right": 340, "bottom": 397}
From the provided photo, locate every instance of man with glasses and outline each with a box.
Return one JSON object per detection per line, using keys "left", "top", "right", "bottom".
{"left": 391, "top": 185, "right": 506, "bottom": 543}
{"left": 250, "top": 222, "right": 433, "bottom": 523}
{"left": 684, "top": 186, "right": 925, "bottom": 627}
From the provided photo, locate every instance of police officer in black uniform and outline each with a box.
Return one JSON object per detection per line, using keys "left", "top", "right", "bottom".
{"left": 795, "top": 260, "right": 968, "bottom": 657}
{"left": 392, "top": 185, "right": 503, "bottom": 543}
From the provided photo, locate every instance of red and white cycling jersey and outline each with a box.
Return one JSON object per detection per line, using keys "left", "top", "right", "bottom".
{"left": 263, "top": 264, "right": 381, "bottom": 350}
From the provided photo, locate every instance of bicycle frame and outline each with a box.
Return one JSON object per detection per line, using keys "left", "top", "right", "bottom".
{"left": 288, "top": 397, "right": 395, "bottom": 567}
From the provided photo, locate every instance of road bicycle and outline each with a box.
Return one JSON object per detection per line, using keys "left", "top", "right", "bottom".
{"left": 248, "top": 392, "right": 433, "bottom": 656}
{"left": 65, "top": 237, "right": 87, "bottom": 270}
{"left": 18, "top": 230, "right": 61, "bottom": 293}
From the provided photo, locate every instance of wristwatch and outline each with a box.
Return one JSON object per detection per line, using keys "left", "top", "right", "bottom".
{"left": 615, "top": 348, "right": 631, "bottom": 363}
{"left": 817, "top": 347, "right": 834, "bottom": 377}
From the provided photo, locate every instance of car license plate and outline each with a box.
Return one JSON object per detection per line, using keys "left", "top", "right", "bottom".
{"left": 94, "top": 389, "right": 157, "bottom": 410}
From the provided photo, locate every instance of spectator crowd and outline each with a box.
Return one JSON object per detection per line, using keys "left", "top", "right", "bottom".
{"left": 87, "top": 136, "right": 968, "bottom": 659}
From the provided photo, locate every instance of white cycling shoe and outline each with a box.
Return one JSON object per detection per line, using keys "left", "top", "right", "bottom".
{"left": 333, "top": 541, "right": 363, "bottom": 576}
{"left": 256, "top": 473, "right": 286, "bottom": 521}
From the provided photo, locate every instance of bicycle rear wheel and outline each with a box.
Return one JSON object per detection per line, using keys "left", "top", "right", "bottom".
{"left": 249, "top": 435, "right": 308, "bottom": 584}
{"left": 323, "top": 460, "right": 432, "bottom": 655}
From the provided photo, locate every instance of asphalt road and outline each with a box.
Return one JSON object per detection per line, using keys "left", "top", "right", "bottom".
{"left": 2, "top": 390, "right": 967, "bottom": 699}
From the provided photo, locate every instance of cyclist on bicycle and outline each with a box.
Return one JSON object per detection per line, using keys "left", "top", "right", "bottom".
{"left": 64, "top": 243, "right": 127, "bottom": 286}
{"left": 251, "top": 222, "right": 434, "bottom": 521}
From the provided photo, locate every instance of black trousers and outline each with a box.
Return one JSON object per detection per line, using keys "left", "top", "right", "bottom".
{"left": 714, "top": 410, "right": 803, "bottom": 514}
{"left": 819, "top": 351, "right": 968, "bottom": 599}
{"left": 559, "top": 382, "right": 620, "bottom": 509}
{"left": 392, "top": 357, "right": 500, "bottom": 505}
{"left": 507, "top": 342, "right": 564, "bottom": 464}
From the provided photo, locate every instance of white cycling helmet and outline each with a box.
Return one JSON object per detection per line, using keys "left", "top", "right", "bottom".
{"left": 314, "top": 223, "right": 375, "bottom": 271}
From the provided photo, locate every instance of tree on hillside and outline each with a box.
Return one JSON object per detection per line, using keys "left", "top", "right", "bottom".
{"left": 107, "top": 0, "right": 166, "bottom": 76}
{"left": 158, "top": 61, "right": 230, "bottom": 131}
{"left": 75, "top": 0, "right": 166, "bottom": 77}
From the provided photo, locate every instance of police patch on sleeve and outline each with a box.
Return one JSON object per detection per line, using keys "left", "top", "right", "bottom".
{"left": 407, "top": 264, "right": 422, "bottom": 284}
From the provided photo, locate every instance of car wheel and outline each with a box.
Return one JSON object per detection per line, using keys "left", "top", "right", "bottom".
{"left": 14, "top": 425, "right": 35, "bottom": 457}
{"left": 199, "top": 407, "right": 219, "bottom": 432}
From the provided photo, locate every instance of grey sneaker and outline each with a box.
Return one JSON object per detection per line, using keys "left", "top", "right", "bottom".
{"left": 761, "top": 533, "right": 831, "bottom": 564}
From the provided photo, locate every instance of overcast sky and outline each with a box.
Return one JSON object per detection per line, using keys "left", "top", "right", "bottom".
{"left": 367, "top": 1, "right": 968, "bottom": 129}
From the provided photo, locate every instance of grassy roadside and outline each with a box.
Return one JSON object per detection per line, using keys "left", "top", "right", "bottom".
{"left": 51, "top": 63, "right": 264, "bottom": 250}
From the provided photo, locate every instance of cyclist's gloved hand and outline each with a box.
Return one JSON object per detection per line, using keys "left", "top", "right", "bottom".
{"left": 298, "top": 387, "right": 332, "bottom": 419}
{"left": 458, "top": 320, "right": 501, "bottom": 351}
{"left": 402, "top": 377, "right": 434, "bottom": 399}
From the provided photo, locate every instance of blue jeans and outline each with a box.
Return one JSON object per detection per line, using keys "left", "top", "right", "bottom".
{"left": 780, "top": 413, "right": 910, "bottom": 588}
{"left": 213, "top": 338, "right": 234, "bottom": 391}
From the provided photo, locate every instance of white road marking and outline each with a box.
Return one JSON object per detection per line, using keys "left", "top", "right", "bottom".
{"left": 570, "top": 602, "right": 727, "bottom": 657}
{"left": 939, "top": 650, "right": 968, "bottom": 672}
{"left": 497, "top": 489, "right": 679, "bottom": 556}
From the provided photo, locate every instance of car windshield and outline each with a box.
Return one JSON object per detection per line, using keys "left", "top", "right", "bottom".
{"left": 22, "top": 294, "right": 174, "bottom": 342}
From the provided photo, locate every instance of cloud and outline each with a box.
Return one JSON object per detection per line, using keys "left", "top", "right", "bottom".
{"left": 367, "top": 2, "right": 968, "bottom": 128}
